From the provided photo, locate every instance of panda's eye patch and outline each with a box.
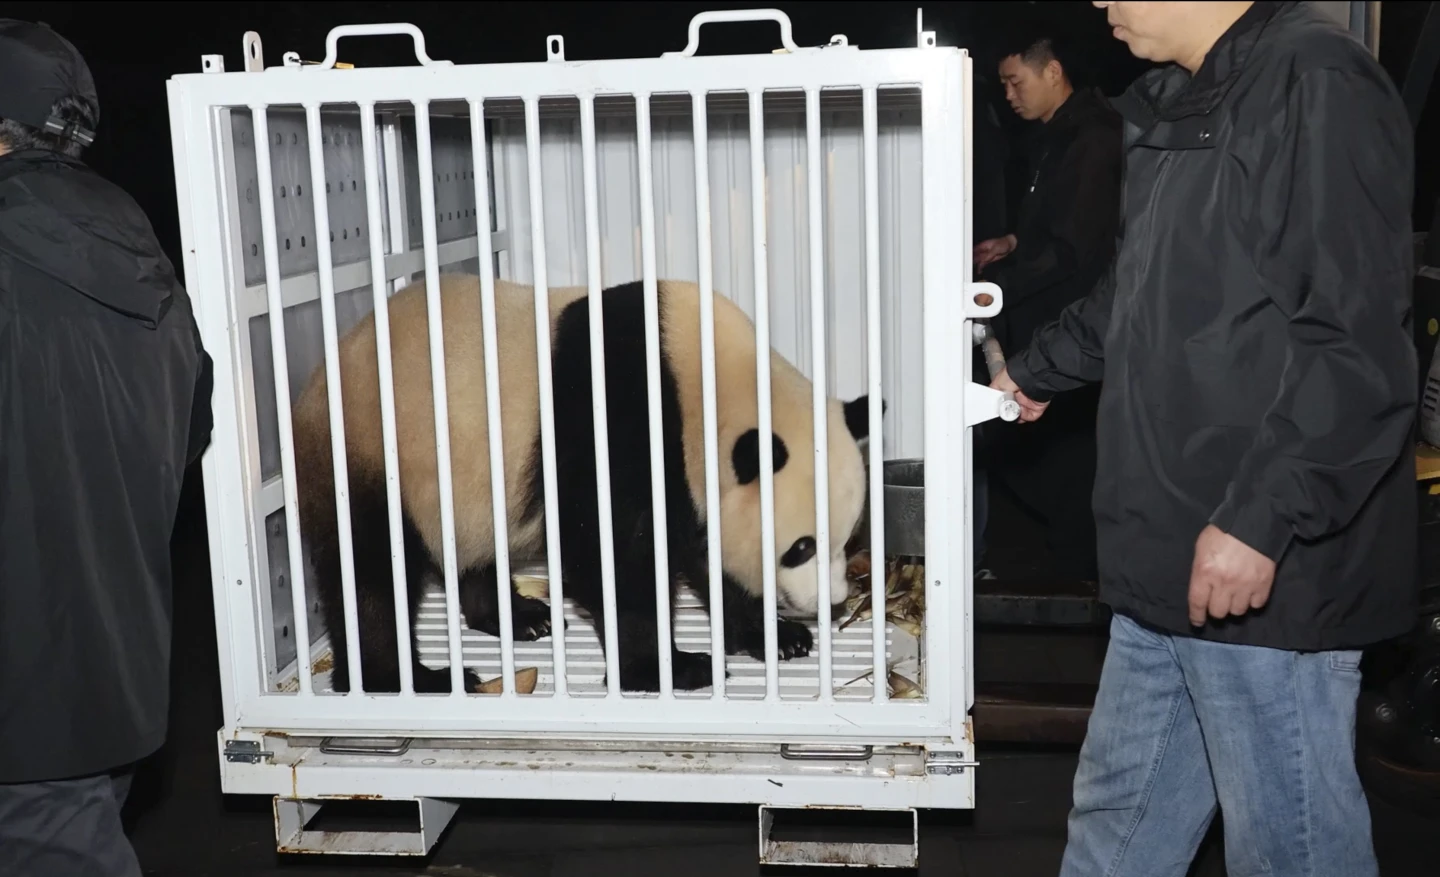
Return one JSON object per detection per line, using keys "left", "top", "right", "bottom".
{"left": 781, "top": 537, "right": 817, "bottom": 568}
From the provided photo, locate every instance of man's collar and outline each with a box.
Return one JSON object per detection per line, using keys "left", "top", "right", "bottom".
{"left": 1120, "top": 1, "right": 1293, "bottom": 128}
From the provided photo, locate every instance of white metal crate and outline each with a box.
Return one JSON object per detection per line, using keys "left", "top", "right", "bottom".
{"left": 167, "top": 9, "right": 1014, "bottom": 861}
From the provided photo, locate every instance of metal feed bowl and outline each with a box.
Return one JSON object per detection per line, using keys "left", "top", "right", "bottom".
{"left": 882, "top": 458, "right": 925, "bottom": 559}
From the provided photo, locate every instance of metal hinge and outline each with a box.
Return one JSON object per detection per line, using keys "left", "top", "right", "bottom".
{"left": 224, "top": 739, "right": 275, "bottom": 764}
{"left": 925, "top": 751, "right": 973, "bottom": 776}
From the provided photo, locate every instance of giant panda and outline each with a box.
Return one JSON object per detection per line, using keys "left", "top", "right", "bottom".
{"left": 291, "top": 272, "right": 881, "bottom": 695}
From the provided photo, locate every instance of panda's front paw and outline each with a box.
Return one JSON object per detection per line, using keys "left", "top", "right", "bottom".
{"left": 669, "top": 649, "right": 718, "bottom": 691}
{"left": 739, "top": 619, "right": 814, "bottom": 662}
{"left": 510, "top": 595, "right": 555, "bottom": 641}
{"left": 614, "top": 649, "right": 721, "bottom": 692}
{"left": 776, "top": 618, "right": 813, "bottom": 660}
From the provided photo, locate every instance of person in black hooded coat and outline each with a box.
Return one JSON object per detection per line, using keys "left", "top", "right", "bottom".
{"left": 0, "top": 19, "right": 213, "bottom": 877}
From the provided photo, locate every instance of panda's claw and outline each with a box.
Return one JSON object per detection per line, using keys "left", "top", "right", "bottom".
{"left": 777, "top": 618, "right": 814, "bottom": 660}
{"left": 510, "top": 594, "right": 555, "bottom": 642}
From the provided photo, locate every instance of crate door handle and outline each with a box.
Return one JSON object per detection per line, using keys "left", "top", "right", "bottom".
{"left": 662, "top": 9, "right": 801, "bottom": 58}
{"left": 310, "top": 23, "right": 453, "bottom": 70}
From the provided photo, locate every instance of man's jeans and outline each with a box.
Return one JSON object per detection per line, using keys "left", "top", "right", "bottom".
{"left": 0, "top": 767, "right": 140, "bottom": 877}
{"left": 1060, "top": 612, "right": 1377, "bottom": 877}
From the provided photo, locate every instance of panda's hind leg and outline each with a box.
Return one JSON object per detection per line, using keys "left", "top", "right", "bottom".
{"left": 319, "top": 473, "right": 483, "bottom": 695}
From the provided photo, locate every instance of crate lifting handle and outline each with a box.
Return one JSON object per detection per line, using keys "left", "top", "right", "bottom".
{"left": 307, "top": 23, "right": 453, "bottom": 70}
{"left": 662, "top": 8, "right": 801, "bottom": 58}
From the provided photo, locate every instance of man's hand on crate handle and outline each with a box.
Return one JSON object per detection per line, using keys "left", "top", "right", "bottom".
{"left": 989, "top": 367, "right": 1050, "bottom": 423}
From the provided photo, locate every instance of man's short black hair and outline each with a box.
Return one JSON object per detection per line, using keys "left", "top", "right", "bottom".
{"left": 1000, "top": 30, "right": 1071, "bottom": 82}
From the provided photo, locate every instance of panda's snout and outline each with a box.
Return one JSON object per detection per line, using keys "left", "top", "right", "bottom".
{"left": 776, "top": 558, "right": 850, "bottom": 617}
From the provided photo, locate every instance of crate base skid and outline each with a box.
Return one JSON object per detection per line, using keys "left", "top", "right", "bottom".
{"left": 220, "top": 733, "right": 976, "bottom": 812}
{"left": 759, "top": 805, "right": 919, "bottom": 869}
{"left": 274, "top": 795, "right": 458, "bottom": 856}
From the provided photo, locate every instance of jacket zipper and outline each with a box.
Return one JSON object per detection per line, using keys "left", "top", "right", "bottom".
{"left": 1029, "top": 147, "right": 1051, "bottom": 194}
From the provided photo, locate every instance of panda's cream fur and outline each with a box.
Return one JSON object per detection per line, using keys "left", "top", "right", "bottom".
{"left": 291, "top": 272, "right": 875, "bottom": 694}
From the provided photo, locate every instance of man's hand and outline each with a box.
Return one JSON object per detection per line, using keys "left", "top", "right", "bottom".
{"left": 974, "top": 234, "right": 1017, "bottom": 269}
{"left": 991, "top": 367, "right": 1050, "bottom": 423}
{"left": 1187, "top": 525, "right": 1276, "bottom": 627}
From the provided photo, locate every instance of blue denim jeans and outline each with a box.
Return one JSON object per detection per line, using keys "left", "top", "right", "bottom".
{"left": 1061, "top": 612, "right": 1376, "bottom": 877}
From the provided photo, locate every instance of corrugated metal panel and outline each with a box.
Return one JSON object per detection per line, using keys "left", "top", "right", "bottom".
{"left": 492, "top": 98, "right": 927, "bottom": 459}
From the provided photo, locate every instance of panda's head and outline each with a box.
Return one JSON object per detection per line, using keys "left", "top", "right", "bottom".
{"left": 724, "top": 395, "right": 880, "bottom": 616}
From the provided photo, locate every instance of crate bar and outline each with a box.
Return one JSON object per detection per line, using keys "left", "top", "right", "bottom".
{"left": 920, "top": 55, "right": 966, "bottom": 721}
{"left": 635, "top": 93, "right": 674, "bottom": 699}
{"left": 413, "top": 103, "right": 468, "bottom": 696}
{"left": 381, "top": 114, "right": 409, "bottom": 294}
{"left": 176, "top": 52, "right": 941, "bottom": 110}
{"left": 249, "top": 105, "right": 315, "bottom": 696}
{"left": 303, "top": 103, "right": 365, "bottom": 694}
{"left": 359, "top": 102, "right": 416, "bottom": 696}
{"left": 468, "top": 98, "right": 518, "bottom": 696}
{"left": 955, "top": 53, "right": 977, "bottom": 719}
{"left": 169, "top": 91, "right": 249, "bottom": 725}
{"left": 748, "top": 89, "right": 780, "bottom": 702}
{"left": 580, "top": 95, "right": 623, "bottom": 699}
{"left": 863, "top": 87, "right": 887, "bottom": 703}
{"left": 210, "top": 109, "right": 273, "bottom": 695}
{"left": 805, "top": 88, "right": 833, "bottom": 701}
{"left": 691, "top": 89, "right": 727, "bottom": 699}
{"left": 525, "top": 97, "right": 569, "bottom": 695}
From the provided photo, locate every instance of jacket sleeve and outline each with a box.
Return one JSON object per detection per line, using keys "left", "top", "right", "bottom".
{"left": 1208, "top": 64, "right": 1417, "bottom": 562}
{"left": 1002, "top": 252, "right": 1117, "bottom": 402}
{"left": 987, "top": 123, "right": 1122, "bottom": 308}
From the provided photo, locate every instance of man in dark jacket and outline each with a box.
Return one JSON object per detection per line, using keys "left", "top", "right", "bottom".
{"left": 994, "top": 3, "right": 1415, "bottom": 874}
{"left": 973, "top": 33, "right": 1123, "bottom": 581}
{"left": 0, "top": 20, "right": 213, "bottom": 877}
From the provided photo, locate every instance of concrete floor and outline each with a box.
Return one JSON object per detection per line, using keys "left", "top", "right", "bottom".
{"left": 117, "top": 472, "right": 1439, "bottom": 876}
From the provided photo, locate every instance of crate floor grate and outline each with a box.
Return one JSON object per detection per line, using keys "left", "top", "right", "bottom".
{"left": 281, "top": 563, "right": 924, "bottom": 701}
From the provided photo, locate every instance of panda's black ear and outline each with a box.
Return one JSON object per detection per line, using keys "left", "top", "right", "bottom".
{"left": 733, "top": 429, "right": 790, "bottom": 485}
{"left": 842, "top": 395, "right": 886, "bottom": 442}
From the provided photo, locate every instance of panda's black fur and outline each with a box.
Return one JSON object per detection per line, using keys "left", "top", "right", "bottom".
{"left": 297, "top": 277, "right": 873, "bottom": 696}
